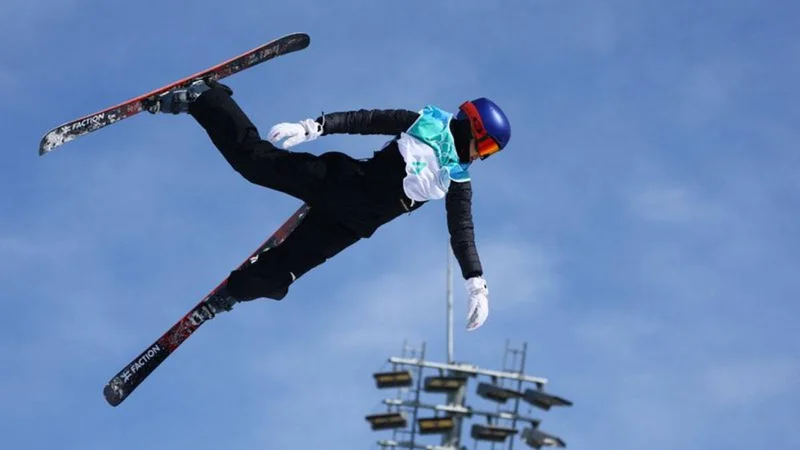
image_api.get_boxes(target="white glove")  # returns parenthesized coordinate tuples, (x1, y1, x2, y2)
(267, 118, 323, 149)
(465, 276, 489, 331)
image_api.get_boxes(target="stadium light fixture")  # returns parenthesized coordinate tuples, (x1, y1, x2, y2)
(373, 370, 413, 389)
(470, 424, 518, 443)
(365, 412, 408, 431)
(476, 382, 523, 404)
(522, 427, 566, 449)
(423, 375, 468, 393)
(417, 416, 456, 434)
(523, 389, 573, 411)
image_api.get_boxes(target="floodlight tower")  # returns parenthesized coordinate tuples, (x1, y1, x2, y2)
(364, 245, 573, 450)
(366, 343, 572, 450)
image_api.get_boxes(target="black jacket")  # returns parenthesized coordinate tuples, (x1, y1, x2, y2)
(314, 108, 483, 280)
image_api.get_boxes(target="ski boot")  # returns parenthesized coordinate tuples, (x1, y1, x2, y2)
(205, 284, 239, 313)
(143, 78, 215, 114)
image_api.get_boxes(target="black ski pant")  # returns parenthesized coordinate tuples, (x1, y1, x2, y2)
(187, 84, 407, 301)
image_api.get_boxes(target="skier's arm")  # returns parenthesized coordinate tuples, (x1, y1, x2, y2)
(316, 109, 419, 136)
(447, 180, 491, 331)
(445, 180, 483, 279)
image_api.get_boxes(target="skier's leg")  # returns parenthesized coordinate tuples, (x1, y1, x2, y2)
(224, 207, 362, 301)
(192, 82, 331, 202)
(154, 80, 328, 203)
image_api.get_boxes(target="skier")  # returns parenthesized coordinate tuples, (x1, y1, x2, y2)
(146, 78, 511, 331)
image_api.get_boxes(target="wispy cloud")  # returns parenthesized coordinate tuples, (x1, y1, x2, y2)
(702, 357, 800, 407)
(478, 239, 561, 311)
(628, 184, 728, 226)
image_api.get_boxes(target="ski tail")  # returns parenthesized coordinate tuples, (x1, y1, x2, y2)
(102, 204, 311, 407)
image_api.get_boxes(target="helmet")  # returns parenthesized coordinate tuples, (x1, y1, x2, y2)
(456, 97, 511, 159)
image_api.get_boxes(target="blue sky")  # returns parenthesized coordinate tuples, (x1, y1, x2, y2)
(1, 0, 798, 449)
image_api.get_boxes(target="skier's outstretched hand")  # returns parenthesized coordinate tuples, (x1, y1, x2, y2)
(465, 276, 489, 331)
(267, 118, 323, 149)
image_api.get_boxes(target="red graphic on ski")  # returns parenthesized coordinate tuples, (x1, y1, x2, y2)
(39, 32, 310, 155)
(103, 204, 310, 407)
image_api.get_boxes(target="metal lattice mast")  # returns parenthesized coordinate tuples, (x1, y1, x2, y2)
(447, 243, 454, 364)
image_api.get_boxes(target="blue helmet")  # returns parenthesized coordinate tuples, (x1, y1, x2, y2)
(456, 97, 511, 159)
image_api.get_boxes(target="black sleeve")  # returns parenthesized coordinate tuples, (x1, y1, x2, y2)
(445, 180, 483, 279)
(315, 109, 419, 136)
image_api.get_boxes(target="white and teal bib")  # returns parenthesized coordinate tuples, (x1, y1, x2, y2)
(397, 105, 471, 202)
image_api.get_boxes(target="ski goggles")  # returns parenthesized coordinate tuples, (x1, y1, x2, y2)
(459, 101, 501, 159)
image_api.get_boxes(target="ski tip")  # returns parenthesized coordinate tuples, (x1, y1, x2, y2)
(282, 31, 310, 41)
(293, 31, 311, 45)
(277, 32, 311, 53)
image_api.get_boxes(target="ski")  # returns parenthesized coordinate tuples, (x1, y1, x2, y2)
(102, 204, 311, 407)
(39, 32, 310, 155)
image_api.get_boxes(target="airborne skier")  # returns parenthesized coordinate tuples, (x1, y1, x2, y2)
(147, 78, 511, 331)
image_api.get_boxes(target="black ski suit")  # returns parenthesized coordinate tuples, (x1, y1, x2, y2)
(188, 83, 483, 301)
